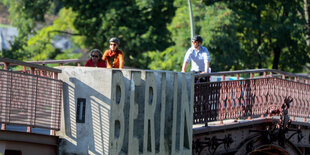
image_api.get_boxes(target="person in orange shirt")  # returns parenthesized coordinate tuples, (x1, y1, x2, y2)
(102, 37, 124, 69)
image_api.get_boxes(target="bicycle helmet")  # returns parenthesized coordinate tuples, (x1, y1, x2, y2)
(109, 37, 120, 45)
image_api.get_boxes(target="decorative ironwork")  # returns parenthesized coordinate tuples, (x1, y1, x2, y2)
(194, 76, 310, 125)
(193, 134, 233, 155)
(250, 97, 303, 149)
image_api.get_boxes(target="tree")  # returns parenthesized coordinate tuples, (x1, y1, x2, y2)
(301, 0, 310, 46)
(203, 0, 310, 72)
(144, 1, 241, 72)
(142, 0, 191, 72)
(1, 0, 176, 68)
(1, 0, 58, 60)
(60, 0, 176, 68)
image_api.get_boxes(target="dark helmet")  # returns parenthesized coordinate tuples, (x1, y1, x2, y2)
(192, 35, 203, 43)
(109, 37, 120, 45)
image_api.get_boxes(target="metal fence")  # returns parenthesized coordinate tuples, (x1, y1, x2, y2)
(193, 69, 310, 126)
(0, 58, 62, 131)
(0, 69, 62, 130)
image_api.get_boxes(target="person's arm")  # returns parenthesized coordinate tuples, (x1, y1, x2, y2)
(102, 50, 108, 61)
(204, 62, 210, 73)
(102, 50, 112, 68)
(182, 61, 188, 72)
(119, 52, 124, 69)
(201, 47, 211, 73)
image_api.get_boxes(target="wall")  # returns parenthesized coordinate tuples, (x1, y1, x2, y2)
(0, 141, 56, 155)
(0, 130, 58, 155)
(57, 67, 194, 155)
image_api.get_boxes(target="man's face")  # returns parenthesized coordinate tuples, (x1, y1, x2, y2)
(109, 42, 119, 51)
(192, 41, 201, 48)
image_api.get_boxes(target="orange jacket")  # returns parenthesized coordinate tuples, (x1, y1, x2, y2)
(102, 49, 124, 69)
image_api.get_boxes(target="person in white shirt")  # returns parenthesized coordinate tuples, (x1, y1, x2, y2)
(182, 35, 211, 82)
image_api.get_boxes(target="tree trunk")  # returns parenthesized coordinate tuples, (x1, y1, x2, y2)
(305, 0, 310, 46)
(272, 47, 281, 69)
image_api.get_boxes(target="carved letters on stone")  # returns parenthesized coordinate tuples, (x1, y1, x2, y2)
(110, 70, 193, 154)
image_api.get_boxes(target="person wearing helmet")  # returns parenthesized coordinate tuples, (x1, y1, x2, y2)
(85, 49, 107, 67)
(182, 35, 210, 73)
(102, 37, 124, 69)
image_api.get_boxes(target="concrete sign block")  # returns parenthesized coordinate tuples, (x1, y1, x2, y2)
(56, 67, 194, 155)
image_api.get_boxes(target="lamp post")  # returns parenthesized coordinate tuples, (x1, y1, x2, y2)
(188, 0, 195, 38)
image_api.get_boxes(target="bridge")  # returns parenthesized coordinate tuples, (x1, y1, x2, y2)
(0, 57, 309, 155)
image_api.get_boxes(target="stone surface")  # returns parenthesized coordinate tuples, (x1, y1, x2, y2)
(56, 67, 194, 155)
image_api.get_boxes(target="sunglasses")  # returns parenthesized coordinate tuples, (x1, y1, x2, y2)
(91, 55, 99, 58)
(110, 43, 117, 46)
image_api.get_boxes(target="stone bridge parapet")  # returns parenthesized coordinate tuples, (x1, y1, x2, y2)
(56, 67, 194, 155)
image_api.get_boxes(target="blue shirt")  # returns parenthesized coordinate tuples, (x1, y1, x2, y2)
(184, 46, 210, 72)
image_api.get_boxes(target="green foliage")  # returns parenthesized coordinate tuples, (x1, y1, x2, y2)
(1, 36, 29, 60)
(2, 0, 175, 68)
(1, 1, 85, 61)
(2, 0, 53, 35)
(144, 1, 240, 72)
(60, 0, 176, 68)
(199, 3, 241, 71)
(143, 0, 190, 71)
(1, 0, 53, 60)
(1, 0, 309, 73)
(143, 47, 184, 71)
(23, 8, 84, 61)
(202, 0, 310, 73)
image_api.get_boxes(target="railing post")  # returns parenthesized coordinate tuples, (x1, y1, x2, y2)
(27, 67, 36, 133)
(1, 124, 6, 130)
(50, 130, 55, 136)
(30, 67, 35, 74)
(50, 72, 58, 135)
(53, 72, 58, 80)
(4, 62, 9, 70)
(247, 116, 252, 120)
(291, 116, 295, 121)
(248, 72, 254, 120)
(267, 113, 271, 118)
(27, 126, 31, 133)
(1, 62, 9, 130)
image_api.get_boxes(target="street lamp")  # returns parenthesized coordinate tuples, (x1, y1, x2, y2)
(188, 0, 195, 38)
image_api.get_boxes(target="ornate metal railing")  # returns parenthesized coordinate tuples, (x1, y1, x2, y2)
(193, 69, 310, 126)
(0, 58, 62, 133)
